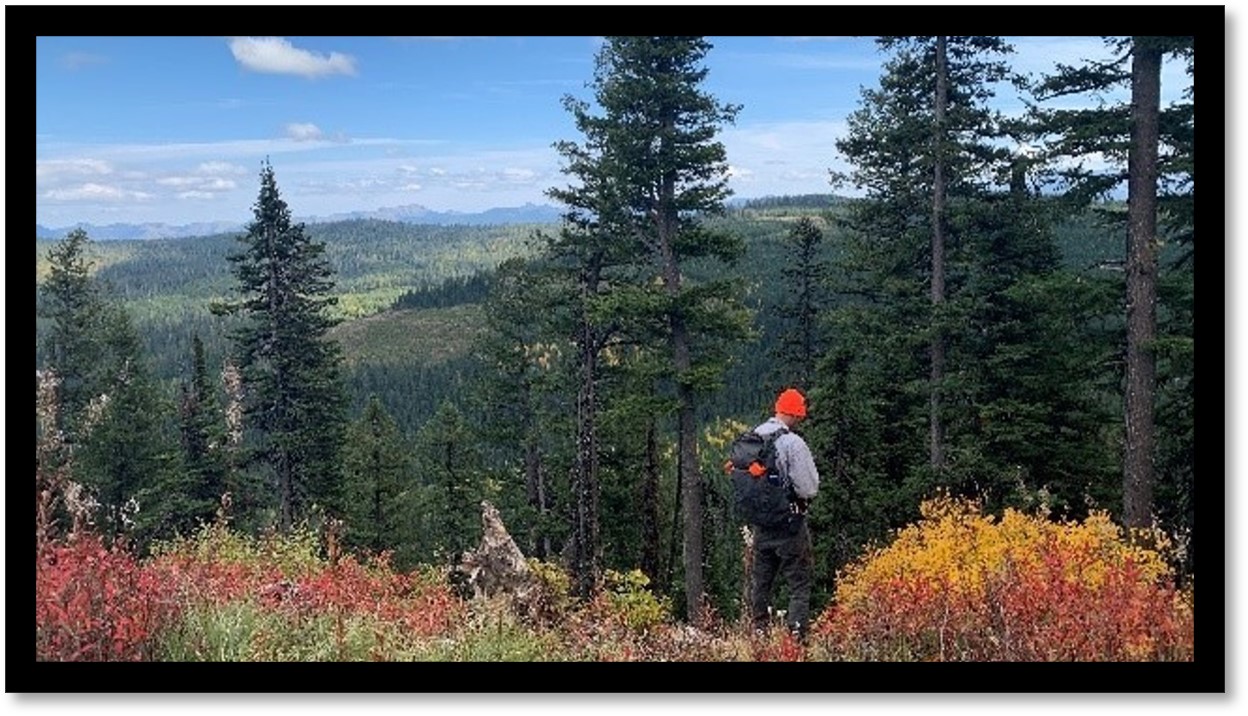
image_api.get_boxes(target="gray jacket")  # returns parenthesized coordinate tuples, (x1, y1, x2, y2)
(753, 417, 820, 500)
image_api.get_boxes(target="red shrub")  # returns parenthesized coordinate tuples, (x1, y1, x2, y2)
(36, 535, 179, 661)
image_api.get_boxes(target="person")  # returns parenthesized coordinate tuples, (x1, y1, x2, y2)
(749, 387, 820, 640)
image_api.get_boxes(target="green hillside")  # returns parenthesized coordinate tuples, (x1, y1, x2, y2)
(34, 198, 1131, 434)
(330, 304, 487, 367)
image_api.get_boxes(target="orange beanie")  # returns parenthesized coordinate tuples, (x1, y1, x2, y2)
(775, 388, 807, 418)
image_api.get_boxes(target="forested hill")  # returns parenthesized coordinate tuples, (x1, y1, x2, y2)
(36, 218, 544, 320)
(36, 197, 1127, 438)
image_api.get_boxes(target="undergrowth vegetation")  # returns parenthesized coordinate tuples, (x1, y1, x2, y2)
(810, 495, 1194, 661)
(35, 495, 1193, 662)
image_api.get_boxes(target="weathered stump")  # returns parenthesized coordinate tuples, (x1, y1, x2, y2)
(454, 501, 557, 624)
(458, 500, 535, 599)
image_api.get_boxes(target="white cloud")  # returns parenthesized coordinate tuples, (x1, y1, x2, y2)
(157, 175, 237, 192)
(204, 178, 237, 191)
(500, 167, 537, 182)
(177, 190, 216, 200)
(720, 120, 849, 198)
(157, 176, 200, 188)
(285, 123, 325, 142)
(43, 183, 151, 201)
(228, 37, 357, 79)
(36, 158, 112, 183)
(197, 161, 248, 176)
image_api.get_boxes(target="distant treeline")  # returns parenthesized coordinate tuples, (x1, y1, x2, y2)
(390, 273, 494, 311)
(736, 194, 849, 210)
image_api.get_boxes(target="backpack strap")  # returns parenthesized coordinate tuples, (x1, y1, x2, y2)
(760, 425, 789, 483)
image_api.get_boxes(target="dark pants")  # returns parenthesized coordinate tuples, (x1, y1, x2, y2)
(750, 518, 813, 636)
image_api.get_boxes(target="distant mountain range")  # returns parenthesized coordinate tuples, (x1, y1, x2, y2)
(34, 194, 844, 242)
(35, 202, 566, 241)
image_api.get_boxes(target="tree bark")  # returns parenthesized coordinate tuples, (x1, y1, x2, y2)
(571, 284, 601, 598)
(640, 418, 661, 584)
(649, 100, 707, 624)
(676, 353, 703, 622)
(1123, 37, 1162, 531)
(929, 35, 949, 471)
(662, 230, 703, 619)
(523, 434, 550, 559)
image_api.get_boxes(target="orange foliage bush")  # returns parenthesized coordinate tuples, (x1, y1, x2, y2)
(810, 496, 1194, 661)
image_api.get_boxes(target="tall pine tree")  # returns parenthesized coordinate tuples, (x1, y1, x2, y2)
(834, 36, 1016, 475)
(216, 160, 348, 532)
(814, 36, 1120, 589)
(1027, 36, 1195, 534)
(412, 400, 486, 564)
(470, 256, 570, 562)
(827, 36, 1016, 514)
(550, 36, 747, 620)
(38, 229, 109, 448)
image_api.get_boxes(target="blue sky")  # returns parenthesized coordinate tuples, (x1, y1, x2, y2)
(35, 35, 1192, 228)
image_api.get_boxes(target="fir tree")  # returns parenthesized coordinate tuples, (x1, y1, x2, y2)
(826, 36, 1016, 522)
(772, 216, 829, 391)
(175, 334, 231, 533)
(216, 160, 348, 532)
(37, 228, 108, 446)
(549, 36, 748, 619)
(470, 256, 570, 561)
(342, 395, 417, 568)
(1027, 36, 1194, 534)
(412, 400, 486, 564)
(814, 36, 1119, 587)
(37, 228, 177, 547)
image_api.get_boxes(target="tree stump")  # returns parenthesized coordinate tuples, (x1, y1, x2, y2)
(459, 501, 533, 598)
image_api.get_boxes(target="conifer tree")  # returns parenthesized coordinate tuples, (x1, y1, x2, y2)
(37, 228, 177, 547)
(471, 256, 569, 561)
(38, 228, 108, 446)
(834, 35, 1015, 474)
(413, 400, 486, 564)
(342, 395, 417, 567)
(827, 36, 1014, 512)
(174, 333, 231, 533)
(815, 36, 1120, 585)
(1027, 36, 1194, 532)
(772, 216, 829, 390)
(216, 160, 348, 532)
(82, 312, 180, 547)
(550, 36, 747, 619)
(532, 210, 629, 598)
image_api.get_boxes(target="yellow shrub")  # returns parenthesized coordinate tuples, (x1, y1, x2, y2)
(818, 494, 1193, 661)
